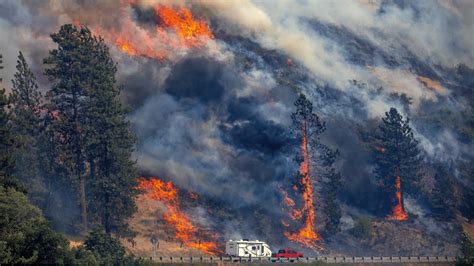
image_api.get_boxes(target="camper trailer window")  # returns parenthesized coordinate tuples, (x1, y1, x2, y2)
(252, 246, 256, 250)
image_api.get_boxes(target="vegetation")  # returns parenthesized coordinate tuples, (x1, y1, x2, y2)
(43, 24, 138, 236)
(457, 232, 474, 264)
(9, 51, 44, 205)
(0, 25, 140, 264)
(351, 216, 373, 239)
(291, 93, 342, 234)
(374, 108, 421, 214)
(429, 163, 458, 220)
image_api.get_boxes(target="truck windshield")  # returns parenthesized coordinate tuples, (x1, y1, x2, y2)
(278, 250, 285, 253)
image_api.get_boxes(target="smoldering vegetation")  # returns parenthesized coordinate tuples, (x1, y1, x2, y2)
(1, 0, 473, 256)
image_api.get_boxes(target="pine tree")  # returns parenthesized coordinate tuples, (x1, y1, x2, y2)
(374, 107, 421, 215)
(429, 163, 457, 220)
(290, 93, 342, 234)
(44, 24, 96, 232)
(0, 88, 23, 191)
(44, 24, 138, 235)
(84, 36, 138, 237)
(9, 52, 44, 200)
(322, 151, 342, 234)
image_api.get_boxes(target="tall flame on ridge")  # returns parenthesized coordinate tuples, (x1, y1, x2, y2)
(387, 176, 408, 221)
(282, 122, 321, 250)
(137, 177, 218, 255)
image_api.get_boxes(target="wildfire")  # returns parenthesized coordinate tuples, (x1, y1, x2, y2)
(155, 5, 214, 48)
(137, 178, 218, 255)
(282, 124, 321, 250)
(387, 176, 408, 221)
(91, 3, 213, 61)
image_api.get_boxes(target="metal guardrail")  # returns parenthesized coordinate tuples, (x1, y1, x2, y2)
(144, 255, 458, 263)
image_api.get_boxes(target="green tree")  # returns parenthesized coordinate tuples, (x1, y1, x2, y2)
(0, 187, 71, 264)
(0, 88, 23, 191)
(44, 24, 138, 236)
(84, 34, 138, 236)
(351, 216, 373, 239)
(374, 107, 421, 214)
(9, 51, 44, 203)
(429, 163, 458, 220)
(84, 227, 127, 265)
(44, 24, 94, 232)
(322, 159, 342, 234)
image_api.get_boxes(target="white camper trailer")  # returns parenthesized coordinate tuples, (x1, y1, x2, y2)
(225, 239, 272, 257)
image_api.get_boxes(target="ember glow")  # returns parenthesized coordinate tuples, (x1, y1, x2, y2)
(387, 176, 408, 221)
(137, 178, 219, 255)
(282, 123, 321, 250)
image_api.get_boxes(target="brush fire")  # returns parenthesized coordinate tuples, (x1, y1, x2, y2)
(91, 2, 213, 61)
(137, 178, 219, 255)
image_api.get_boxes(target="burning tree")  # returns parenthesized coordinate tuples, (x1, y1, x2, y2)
(374, 108, 421, 220)
(282, 93, 342, 248)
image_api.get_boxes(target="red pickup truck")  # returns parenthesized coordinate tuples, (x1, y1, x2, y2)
(273, 249, 304, 258)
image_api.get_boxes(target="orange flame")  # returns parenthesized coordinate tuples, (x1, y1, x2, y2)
(282, 123, 321, 250)
(137, 178, 218, 255)
(155, 5, 214, 48)
(93, 3, 213, 61)
(387, 176, 408, 221)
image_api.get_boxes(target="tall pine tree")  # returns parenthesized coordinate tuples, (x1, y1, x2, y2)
(374, 107, 421, 215)
(0, 88, 23, 191)
(44, 24, 92, 232)
(44, 24, 138, 235)
(291, 93, 342, 235)
(85, 35, 138, 237)
(9, 52, 44, 201)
